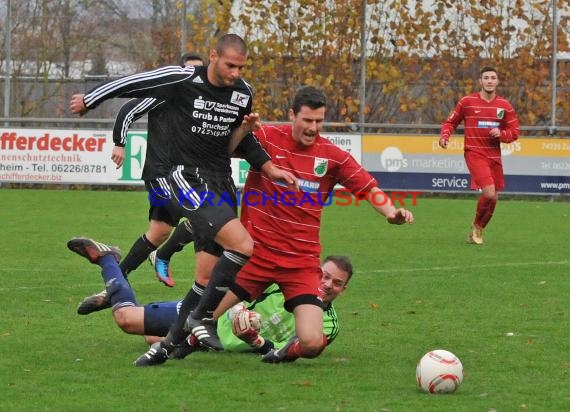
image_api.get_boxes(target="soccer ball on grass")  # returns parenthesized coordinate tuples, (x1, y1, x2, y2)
(416, 349, 463, 394)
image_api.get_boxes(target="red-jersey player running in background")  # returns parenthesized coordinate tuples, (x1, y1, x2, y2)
(439, 66, 520, 244)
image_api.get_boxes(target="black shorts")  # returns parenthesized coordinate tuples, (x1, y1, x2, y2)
(167, 166, 238, 241)
(183, 219, 223, 256)
(145, 178, 182, 227)
(193, 236, 224, 256)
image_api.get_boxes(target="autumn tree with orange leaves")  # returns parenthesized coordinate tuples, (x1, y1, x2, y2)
(0, 0, 568, 133)
(185, 0, 569, 133)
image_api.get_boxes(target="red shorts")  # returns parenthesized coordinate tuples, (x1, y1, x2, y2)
(231, 256, 323, 312)
(465, 152, 504, 191)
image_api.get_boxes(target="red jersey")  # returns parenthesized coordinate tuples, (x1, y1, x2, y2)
(440, 92, 519, 163)
(241, 124, 376, 269)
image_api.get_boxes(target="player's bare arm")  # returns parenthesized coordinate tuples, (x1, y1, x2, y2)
(70, 93, 87, 115)
(367, 187, 414, 224)
(111, 146, 126, 168)
(228, 112, 262, 154)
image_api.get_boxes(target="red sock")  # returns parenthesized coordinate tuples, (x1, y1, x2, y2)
(285, 340, 302, 361)
(286, 335, 328, 360)
(474, 196, 491, 228)
(479, 199, 497, 228)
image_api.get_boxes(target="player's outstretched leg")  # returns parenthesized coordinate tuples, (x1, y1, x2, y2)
(70, 237, 138, 324)
(68, 237, 124, 315)
(67, 237, 121, 264)
(181, 250, 250, 351)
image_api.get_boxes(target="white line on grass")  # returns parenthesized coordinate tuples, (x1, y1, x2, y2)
(1, 260, 568, 292)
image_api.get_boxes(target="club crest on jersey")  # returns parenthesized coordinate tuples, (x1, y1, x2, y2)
(497, 108, 505, 119)
(313, 158, 328, 177)
(231, 91, 250, 108)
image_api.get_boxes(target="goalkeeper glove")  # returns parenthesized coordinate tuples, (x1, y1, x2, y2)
(231, 309, 265, 349)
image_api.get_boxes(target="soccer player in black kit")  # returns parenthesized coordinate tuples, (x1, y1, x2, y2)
(70, 34, 296, 365)
(108, 53, 206, 288)
(76, 55, 205, 319)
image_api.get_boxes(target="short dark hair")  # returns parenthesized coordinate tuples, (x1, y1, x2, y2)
(292, 86, 327, 114)
(480, 66, 498, 77)
(179, 53, 204, 66)
(216, 33, 248, 56)
(323, 255, 353, 285)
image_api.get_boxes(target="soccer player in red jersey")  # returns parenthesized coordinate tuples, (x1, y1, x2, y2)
(439, 66, 520, 244)
(207, 86, 414, 363)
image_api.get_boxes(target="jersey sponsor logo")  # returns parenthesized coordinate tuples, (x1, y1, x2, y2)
(192, 76, 204, 84)
(194, 97, 206, 109)
(497, 108, 505, 119)
(477, 120, 500, 128)
(298, 178, 320, 192)
(190, 100, 240, 119)
(273, 178, 320, 192)
(230, 91, 250, 108)
(313, 158, 328, 177)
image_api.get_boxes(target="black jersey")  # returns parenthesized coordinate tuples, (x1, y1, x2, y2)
(112, 97, 172, 181)
(84, 65, 253, 174)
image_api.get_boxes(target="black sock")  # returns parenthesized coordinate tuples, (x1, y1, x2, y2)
(167, 284, 205, 343)
(193, 250, 249, 319)
(156, 220, 193, 261)
(168, 251, 248, 344)
(188, 281, 206, 309)
(119, 234, 157, 276)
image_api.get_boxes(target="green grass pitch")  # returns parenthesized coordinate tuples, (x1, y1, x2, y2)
(1, 188, 568, 411)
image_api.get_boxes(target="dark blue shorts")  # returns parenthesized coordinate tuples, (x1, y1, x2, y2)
(143, 300, 180, 337)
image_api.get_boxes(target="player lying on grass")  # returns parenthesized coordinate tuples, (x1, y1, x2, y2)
(67, 237, 352, 358)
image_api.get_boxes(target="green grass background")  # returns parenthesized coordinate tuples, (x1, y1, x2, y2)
(0, 188, 569, 411)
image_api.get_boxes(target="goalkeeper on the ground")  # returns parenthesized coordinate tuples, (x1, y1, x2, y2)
(68, 237, 352, 356)
(164, 255, 351, 355)
(220, 254, 349, 353)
